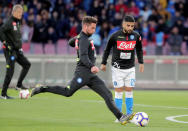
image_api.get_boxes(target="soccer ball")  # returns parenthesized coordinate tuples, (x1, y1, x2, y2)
(19, 89, 30, 99)
(134, 112, 149, 127)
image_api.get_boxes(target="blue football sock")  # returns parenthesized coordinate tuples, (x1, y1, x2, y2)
(115, 98, 123, 112)
(125, 97, 133, 115)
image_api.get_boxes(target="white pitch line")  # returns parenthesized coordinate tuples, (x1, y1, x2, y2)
(3, 98, 187, 110)
(134, 104, 188, 110)
(70, 99, 188, 110)
(166, 115, 188, 123)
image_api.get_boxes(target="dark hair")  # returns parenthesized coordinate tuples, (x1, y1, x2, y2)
(82, 16, 98, 25)
(123, 15, 135, 22)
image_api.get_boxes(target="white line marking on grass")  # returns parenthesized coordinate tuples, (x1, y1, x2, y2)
(30, 98, 188, 110)
(134, 104, 188, 110)
(166, 115, 188, 123)
(76, 100, 188, 110)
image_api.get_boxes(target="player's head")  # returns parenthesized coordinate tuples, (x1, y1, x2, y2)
(122, 15, 135, 34)
(82, 16, 98, 36)
(12, 4, 23, 20)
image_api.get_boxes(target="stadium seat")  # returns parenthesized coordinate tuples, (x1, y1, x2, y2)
(163, 42, 170, 55)
(57, 39, 68, 54)
(44, 43, 56, 54)
(33, 43, 43, 54)
(181, 42, 187, 55)
(22, 43, 30, 54)
(67, 44, 76, 54)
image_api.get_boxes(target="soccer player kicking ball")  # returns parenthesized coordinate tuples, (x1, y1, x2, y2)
(31, 16, 135, 125)
(100, 15, 144, 123)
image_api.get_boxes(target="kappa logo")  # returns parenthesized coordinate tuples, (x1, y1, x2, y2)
(117, 41, 136, 50)
(118, 36, 125, 38)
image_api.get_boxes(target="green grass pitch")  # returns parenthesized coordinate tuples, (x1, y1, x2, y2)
(0, 89, 188, 131)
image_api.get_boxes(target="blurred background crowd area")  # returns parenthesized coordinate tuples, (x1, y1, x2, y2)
(0, 0, 188, 55)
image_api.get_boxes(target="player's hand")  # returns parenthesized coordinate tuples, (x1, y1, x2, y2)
(139, 64, 144, 72)
(18, 48, 23, 55)
(91, 66, 99, 74)
(100, 64, 106, 71)
(3, 41, 12, 52)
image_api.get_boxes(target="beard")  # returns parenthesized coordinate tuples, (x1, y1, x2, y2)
(123, 29, 133, 34)
(86, 30, 93, 37)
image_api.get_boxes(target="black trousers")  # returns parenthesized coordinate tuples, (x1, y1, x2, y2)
(41, 67, 123, 119)
(1, 49, 31, 96)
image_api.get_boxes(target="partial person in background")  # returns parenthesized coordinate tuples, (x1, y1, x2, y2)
(0, 5, 31, 99)
(90, 32, 101, 54)
(48, 26, 58, 54)
(168, 26, 182, 55)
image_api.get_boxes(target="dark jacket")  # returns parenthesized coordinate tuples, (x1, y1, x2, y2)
(0, 16, 22, 50)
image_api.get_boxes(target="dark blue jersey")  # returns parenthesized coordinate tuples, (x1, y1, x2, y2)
(101, 30, 144, 69)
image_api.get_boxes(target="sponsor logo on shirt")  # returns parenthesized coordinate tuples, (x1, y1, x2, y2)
(117, 41, 136, 50)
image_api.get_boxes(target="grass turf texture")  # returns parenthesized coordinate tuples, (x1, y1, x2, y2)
(0, 89, 188, 131)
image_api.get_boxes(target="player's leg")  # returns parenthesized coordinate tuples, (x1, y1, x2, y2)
(1, 50, 16, 99)
(88, 76, 135, 125)
(16, 52, 31, 89)
(124, 67, 135, 115)
(114, 87, 124, 122)
(111, 67, 124, 120)
(125, 87, 133, 115)
(88, 76, 123, 120)
(31, 72, 89, 97)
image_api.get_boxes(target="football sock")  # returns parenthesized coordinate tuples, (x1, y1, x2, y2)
(125, 91, 133, 115)
(114, 91, 123, 112)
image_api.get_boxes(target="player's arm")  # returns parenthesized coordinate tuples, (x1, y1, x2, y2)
(79, 37, 95, 69)
(136, 35, 144, 72)
(100, 34, 115, 71)
(68, 35, 80, 47)
(68, 37, 76, 47)
(0, 20, 11, 44)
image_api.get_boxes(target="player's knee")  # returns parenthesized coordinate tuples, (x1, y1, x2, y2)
(25, 62, 31, 69)
(65, 93, 72, 97)
(115, 87, 124, 92)
(22, 61, 31, 69)
(125, 91, 133, 98)
(104, 90, 113, 102)
(125, 87, 133, 91)
(5, 74, 13, 81)
(65, 91, 73, 97)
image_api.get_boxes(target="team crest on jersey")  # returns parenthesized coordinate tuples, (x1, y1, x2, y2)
(130, 35, 134, 40)
(77, 77, 82, 84)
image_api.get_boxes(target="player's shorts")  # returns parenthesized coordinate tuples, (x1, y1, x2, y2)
(111, 66, 135, 88)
